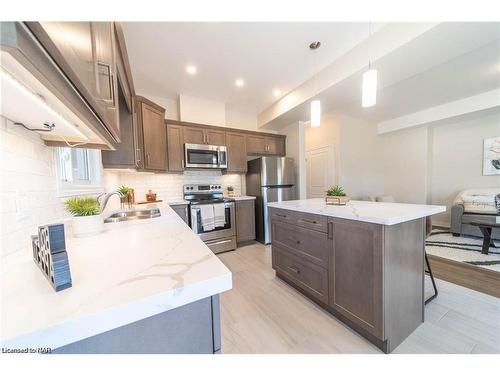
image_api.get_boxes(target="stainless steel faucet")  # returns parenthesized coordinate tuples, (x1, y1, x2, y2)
(97, 191, 121, 213)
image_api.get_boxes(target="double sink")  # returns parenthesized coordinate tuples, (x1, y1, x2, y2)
(104, 208, 161, 223)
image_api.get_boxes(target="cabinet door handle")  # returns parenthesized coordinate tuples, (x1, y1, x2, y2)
(146, 153, 150, 166)
(135, 148, 141, 167)
(96, 61, 115, 106)
(181, 159, 184, 169)
(328, 222, 333, 240)
(276, 213, 287, 218)
(296, 240, 301, 245)
(288, 266, 300, 274)
(300, 218, 317, 224)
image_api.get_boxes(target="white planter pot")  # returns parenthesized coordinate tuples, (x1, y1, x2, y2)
(72, 215, 103, 237)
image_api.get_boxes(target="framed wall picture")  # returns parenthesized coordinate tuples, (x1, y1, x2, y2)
(483, 137, 500, 175)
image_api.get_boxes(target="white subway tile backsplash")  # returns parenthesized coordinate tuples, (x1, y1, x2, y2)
(0, 117, 65, 257)
(103, 170, 245, 203)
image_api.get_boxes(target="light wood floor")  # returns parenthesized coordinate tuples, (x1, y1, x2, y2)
(218, 242, 500, 354)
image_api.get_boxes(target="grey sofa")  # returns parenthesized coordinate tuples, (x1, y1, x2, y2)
(451, 203, 500, 240)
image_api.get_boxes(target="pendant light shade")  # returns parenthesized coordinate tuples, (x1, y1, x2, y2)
(362, 69, 377, 108)
(310, 100, 321, 128)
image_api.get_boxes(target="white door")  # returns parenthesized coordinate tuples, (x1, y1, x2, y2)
(306, 145, 335, 198)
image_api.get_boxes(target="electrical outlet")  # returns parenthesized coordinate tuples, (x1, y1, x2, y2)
(15, 190, 29, 221)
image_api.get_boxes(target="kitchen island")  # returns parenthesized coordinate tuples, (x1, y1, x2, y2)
(1, 204, 232, 354)
(267, 199, 445, 353)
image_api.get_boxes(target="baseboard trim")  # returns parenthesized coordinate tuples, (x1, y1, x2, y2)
(427, 254, 500, 298)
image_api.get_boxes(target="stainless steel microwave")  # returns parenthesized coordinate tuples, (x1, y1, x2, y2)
(184, 143, 228, 169)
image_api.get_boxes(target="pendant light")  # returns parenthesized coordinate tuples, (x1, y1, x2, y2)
(362, 22, 378, 108)
(309, 41, 321, 128)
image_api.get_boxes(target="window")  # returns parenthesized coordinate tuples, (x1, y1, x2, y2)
(56, 147, 103, 197)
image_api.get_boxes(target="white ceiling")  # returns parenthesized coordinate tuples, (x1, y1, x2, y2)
(122, 22, 381, 114)
(262, 22, 500, 128)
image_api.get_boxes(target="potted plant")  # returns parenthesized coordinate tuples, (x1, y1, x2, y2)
(227, 185, 235, 197)
(118, 185, 133, 209)
(64, 196, 103, 236)
(325, 185, 350, 205)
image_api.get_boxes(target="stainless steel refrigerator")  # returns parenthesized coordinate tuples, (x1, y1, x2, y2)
(246, 157, 296, 244)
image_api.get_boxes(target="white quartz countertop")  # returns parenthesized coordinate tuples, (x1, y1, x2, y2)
(1, 204, 232, 350)
(267, 199, 446, 225)
(226, 195, 256, 201)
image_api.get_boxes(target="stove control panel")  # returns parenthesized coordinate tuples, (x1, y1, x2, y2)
(183, 184, 223, 194)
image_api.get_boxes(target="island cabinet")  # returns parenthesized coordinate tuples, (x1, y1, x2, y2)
(235, 200, 256, 243)
(52, 296, 221, 354)
(269, 207, 425, 353)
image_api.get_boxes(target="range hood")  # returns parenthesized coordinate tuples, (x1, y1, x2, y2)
(0, 22, 114, 148)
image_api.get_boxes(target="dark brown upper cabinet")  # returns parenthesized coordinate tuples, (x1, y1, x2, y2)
(166, 124, 184, 172)
(206, 129, 226, 145)
(183, 126, 205, 144)
(27, 22, 120, 143)
(101, 79, 137, 168)
(183, 126, 225, 145)
(136, 96, 167, 172)
(226, 132, 247, 173)
(246, 134, 285, 156)
(92, 22, 119, 140)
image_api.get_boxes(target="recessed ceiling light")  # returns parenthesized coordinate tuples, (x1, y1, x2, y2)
(186, 65, 197, 75)
(273, 89, 282, 97)
(235, 79, 245, 87)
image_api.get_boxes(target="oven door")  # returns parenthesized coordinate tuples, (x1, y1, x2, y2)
(190, 201, 235, 242)
(185, 144, 221, 169)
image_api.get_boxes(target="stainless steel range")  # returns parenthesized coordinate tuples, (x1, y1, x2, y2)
(184, 184, 236, 254)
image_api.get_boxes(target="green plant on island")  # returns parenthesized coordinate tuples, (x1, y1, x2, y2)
(117, 185, 132, 197)
(326, 185, 346, 197)
(227, 186, 234, 192)
(64, 197, 100, 217)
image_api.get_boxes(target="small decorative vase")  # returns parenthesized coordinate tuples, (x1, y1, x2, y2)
(228, 190, 234, 197)
(325, 196, 350, 205)
(146, 190, 157, 202)
(72, 215, 104, 237)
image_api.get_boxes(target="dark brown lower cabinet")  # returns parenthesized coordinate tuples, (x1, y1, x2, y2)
(235, 200, 256, 243)
(270, 207, 425, 353)
(170, 204, 189, 224)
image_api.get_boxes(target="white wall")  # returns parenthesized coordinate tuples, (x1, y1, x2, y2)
(0, 116, 68, 257)
(305, 113, 341, 189)
(429, 112, 500, 226)
(138, 93, 179, 121)
(279, 121, 306, 199)
(379, 125, 429, 204)
(337, 114, 384, 200)
(179, 94, 226, 126)
(225, 107, 259, 131)
(304, 112, 383, 200)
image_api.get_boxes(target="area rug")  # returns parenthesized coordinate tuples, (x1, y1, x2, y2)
(426, 230, 500, 272)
